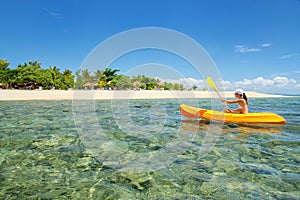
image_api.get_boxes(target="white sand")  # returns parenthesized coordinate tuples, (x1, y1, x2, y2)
(0, 89, 289, 101)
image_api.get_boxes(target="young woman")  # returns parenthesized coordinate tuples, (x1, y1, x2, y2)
(222, 89, 248, 114)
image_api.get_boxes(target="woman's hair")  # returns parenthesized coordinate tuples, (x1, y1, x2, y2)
(242, 93, 248, 105)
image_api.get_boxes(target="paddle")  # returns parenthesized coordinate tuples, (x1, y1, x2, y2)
(206, 76, 229, 109)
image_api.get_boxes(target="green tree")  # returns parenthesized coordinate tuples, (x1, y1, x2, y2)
(103, 68, 119, 83)
(62, 69, 75, 89)
(81, 69, 92, 84)
(98, 74, 106, 89)
(0, 59, 10, 88)
(133, 75, 158, 90)
(75, 70, 83, 89)
(94, 70, 104, 83)
(116, 75, 131, 90)
(0, 59, 9, 70)
(163, 82, 174, 90)
(35, 69, 53, 89)
(191, 85, 198, 91)
(97, 68, 120, 89)
(140, 83, 147, 90)
(14, 61, 41, 88)
(174, 83, 184, 90)
(49, 66, 63, 89)
(0, 59, 75, 90)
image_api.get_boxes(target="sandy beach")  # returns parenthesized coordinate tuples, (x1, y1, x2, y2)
(0, 89, 289, 100)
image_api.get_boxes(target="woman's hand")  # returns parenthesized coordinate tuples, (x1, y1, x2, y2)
(223, 108, 233, 113)
(226, 108, 233, 113)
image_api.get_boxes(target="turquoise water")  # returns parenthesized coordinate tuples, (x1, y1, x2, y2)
(0, 98, 299, 199)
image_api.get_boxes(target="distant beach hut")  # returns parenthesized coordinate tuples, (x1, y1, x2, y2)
(156, 82, 164, 90)
(133, 81, 141, 90)
(0, 83, 5, 89)
(83, 82, 96, 90)
(83, 82, 94, 89)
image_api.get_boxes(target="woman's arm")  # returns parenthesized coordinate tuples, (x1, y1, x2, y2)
(222, 99, 238, 104)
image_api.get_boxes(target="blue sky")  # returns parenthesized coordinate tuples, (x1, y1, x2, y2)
(1, 0, 300, 94)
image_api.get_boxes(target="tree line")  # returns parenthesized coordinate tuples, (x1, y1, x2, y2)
(0, 60, 74, 90)
(75, 68, 185, 90)
(0, 59, 185, 90)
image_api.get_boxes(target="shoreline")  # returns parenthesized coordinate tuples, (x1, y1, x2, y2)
(0, 89, 292, 101)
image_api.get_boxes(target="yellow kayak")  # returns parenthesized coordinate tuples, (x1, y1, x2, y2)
(180, 104, 286, 124)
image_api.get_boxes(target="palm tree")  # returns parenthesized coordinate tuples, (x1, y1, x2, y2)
(74, 70, 83, 89)
(0, 59, 9, 70)
(29, 60, 41, 68)
(81, 69, 92, 83)
(191, 85, 198, 91)
(62, 69, 75, 89)
(49, 66, 59, 89)
(94, 70, 104, 83)
(115, 75, 131, 90)
(100, 68, 120, 89)
(98, 74, 107, 89)
(103, 68, 119, 82)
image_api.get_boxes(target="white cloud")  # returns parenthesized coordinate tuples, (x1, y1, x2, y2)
(234, 43, 272, 53)
(43, 8, 63, 19)
(234, 45, 261, 53)
(227, 77, 273, 90)
(163, 77, 206, 89)
(160, 76, 299, 94)
(279, 53, 298, 59)
(222, 76, 298, 94)
(260, 43, 272, 47)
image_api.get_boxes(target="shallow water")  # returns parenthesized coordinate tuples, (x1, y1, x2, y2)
(0, 98, 299, 199)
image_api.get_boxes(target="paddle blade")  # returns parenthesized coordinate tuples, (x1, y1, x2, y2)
(206, 76, 228, 109)
(206, 76, 217, 90)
